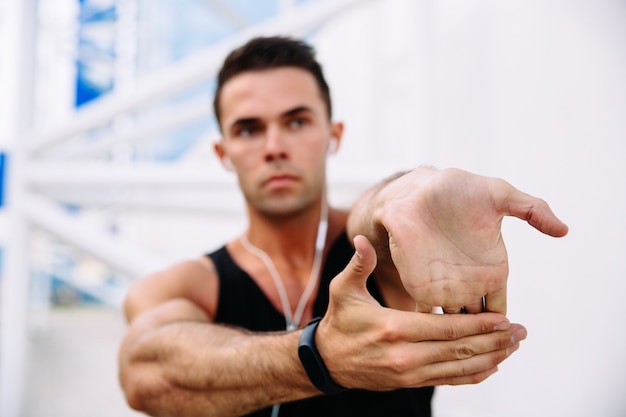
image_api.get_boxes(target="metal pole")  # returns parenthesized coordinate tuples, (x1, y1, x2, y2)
(0, 0, 36, 414)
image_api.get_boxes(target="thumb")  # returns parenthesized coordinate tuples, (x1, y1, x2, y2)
(525, 199, 569, 238)
(496, 180, 569, 237)
(332, 235, 378, 294)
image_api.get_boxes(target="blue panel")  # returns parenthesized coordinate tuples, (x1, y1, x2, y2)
(75, 0, 117, 107)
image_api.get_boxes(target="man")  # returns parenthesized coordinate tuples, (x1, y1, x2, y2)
(119, 36, 568, 417)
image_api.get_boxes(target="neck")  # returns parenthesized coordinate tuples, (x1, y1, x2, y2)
(240, 198, 329, 330)
(245, 198, 327, 266)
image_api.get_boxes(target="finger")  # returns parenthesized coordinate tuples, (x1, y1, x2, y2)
(495, 179, 569, 237)
(442, 306, 464, 314)
(414, 325, 526, 385)
(420, 339, 522, 386)
(421, 323, 526, 363)
(400, 312, 512, 342)
(485, 286, 507, 315)
(422, 365, 499, 387)
(331, 235, 378, 295)
(462, 298, 485, 314)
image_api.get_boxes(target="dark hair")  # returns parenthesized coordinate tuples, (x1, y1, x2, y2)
(213, 36, 332, 129)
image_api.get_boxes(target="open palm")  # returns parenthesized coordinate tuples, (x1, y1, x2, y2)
(378, 168, 568, 314)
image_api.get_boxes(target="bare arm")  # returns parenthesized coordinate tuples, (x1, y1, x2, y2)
(119, 260, 318, 417)
(119, 298, 317, 417)
(119, 240, 526, 417)
(347, 166, 569, 314)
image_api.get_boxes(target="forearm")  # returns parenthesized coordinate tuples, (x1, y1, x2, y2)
(121, 319, 318, 417)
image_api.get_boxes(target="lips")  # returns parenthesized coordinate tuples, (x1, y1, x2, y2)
(262, 172, 300, 188)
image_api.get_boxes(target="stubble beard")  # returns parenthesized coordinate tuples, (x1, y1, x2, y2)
(246, 180, 325, 222)
(253, 191, 318, 221)
(243, 160, 328, 221)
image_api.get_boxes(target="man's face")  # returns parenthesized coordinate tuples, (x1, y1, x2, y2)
(216, 67, 342, 218)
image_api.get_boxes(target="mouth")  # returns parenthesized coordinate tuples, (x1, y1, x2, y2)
(263, 173, 299, 188)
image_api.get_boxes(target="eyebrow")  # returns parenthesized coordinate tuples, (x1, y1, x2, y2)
(230, 117, 259, 127)
(282, 106, 314, 118)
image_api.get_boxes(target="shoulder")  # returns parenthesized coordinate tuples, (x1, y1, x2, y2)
(123, 255, 220, 323)
(327, 208, 349, 247)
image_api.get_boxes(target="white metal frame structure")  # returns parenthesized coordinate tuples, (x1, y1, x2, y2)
(0, 1, 379, 416)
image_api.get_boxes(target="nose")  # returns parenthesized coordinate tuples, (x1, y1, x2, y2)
(264, 124, 288, 163)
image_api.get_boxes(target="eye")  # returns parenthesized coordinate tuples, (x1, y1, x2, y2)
(288, 117, 308, 130)
(233, 124, 260, 138)
(239, 126, 256, 137)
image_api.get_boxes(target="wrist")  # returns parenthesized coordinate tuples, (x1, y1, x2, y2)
(370, 170, 414, 236)
(297, 318, 348, 395)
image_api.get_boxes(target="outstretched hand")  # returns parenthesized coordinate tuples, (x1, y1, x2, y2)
(376, 167, 569, 314)
(318, 235, 526, 389)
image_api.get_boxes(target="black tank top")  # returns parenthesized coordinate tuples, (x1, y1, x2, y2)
(208, 231, 434, 417)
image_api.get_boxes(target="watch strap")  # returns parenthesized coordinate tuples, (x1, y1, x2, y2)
(297, 317, 347, 395)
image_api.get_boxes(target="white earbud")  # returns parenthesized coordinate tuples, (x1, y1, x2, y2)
(223, 156, 234, 171)
(327, 139, 338, 155)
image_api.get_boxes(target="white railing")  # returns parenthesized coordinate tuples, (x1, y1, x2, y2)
(1, 1, 378, 416)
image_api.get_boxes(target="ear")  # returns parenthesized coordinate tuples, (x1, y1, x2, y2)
(328, 121, 344, 155)
(213, 140, 234, 171)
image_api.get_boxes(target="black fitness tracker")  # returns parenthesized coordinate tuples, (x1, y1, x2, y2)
(297, 317, 348, 395)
